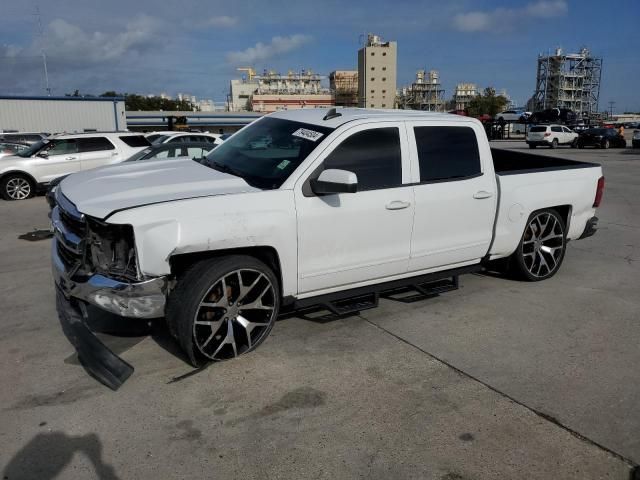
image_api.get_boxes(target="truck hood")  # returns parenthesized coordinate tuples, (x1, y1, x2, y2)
(59, 158, 259, 219)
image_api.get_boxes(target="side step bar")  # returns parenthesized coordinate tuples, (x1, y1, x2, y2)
(285, 264, 480, 318)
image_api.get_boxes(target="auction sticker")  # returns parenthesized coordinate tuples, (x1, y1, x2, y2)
(292, 128, 324, 142)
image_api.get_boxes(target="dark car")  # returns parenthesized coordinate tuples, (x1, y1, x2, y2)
(577, 128, 626, 149)
(124, 142, 216, 162)
(0, 142, 29, 159)
(0, 132, 48, 145)
(528, 108, 577, 125)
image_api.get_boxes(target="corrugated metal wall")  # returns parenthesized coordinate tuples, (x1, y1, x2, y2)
(0, 98, 126, 133)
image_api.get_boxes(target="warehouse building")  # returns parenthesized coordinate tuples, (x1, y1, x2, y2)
(0, 95, 126, 133)
(358, 34, 397, 109)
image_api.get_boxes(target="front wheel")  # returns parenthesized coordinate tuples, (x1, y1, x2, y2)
(167, 255, 280, 366)
(1, 173, 35, 201)
(571, 139, 578, 148)
(510, 209, 567, 281)
(602, 139, 610, 149)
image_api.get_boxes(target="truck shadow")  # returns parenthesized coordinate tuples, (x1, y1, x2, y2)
(3, 431, 121, 480)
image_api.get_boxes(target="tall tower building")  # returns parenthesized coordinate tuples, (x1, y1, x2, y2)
(358, 34, 397, 109)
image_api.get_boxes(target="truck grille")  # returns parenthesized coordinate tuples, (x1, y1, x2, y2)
(53, 193, 87, 271)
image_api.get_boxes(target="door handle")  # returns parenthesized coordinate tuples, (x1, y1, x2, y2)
(473, 191, 493, 199)
(65, 156, 77, 160)
(111, 152, 119, 156)
(385, 200, 411, 210)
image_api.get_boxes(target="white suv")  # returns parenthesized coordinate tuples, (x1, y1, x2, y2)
(526, 124, 578, 149)
(0, 132, 150, 200)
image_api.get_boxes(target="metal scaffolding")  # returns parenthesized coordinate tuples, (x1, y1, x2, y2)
(398, 70, 446, 112)
(531, 48, 602, 114)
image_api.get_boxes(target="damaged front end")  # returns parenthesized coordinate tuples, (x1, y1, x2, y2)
(52, 191, 167, 389)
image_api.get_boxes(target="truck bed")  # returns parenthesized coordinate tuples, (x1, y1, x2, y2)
(491, 148, 599, 175)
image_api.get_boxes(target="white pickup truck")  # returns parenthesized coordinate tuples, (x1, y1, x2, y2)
(51, 108, 604, 389)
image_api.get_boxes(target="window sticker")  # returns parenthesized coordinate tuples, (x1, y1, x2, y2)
(276, 160, 291, 170)
(292, 128, 324, 142)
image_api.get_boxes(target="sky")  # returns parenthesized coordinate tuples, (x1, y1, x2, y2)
(1, 0, 638, 111)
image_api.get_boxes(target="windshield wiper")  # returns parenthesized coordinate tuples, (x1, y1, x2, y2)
(210, 161, 243, 178)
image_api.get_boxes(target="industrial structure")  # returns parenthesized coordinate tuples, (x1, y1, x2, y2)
(529, 47, 602, 114)
(453, 83, 479, 111)
(358, 34, 397, 109)
(0, 96, 126, 133)
(126, 111, 262, 133)
(398, 70, 446, 112)
(330, 70, 358, 107)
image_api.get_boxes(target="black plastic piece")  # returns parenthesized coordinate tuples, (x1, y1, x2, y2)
(56, 288, 134, 390)
(310, 178, 357, 195)
(382, 276, 459, 303)
(323, 108, 342, 121)
(578, 216, 598, 240)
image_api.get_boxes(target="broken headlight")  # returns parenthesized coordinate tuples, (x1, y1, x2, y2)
(87, 218, 139, 282)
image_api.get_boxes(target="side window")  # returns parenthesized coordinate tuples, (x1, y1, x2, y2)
(78, 137, 115, 153)
(322, 127, 402, 191)
(187, 146, 207, 158)
(562, 127, 571, 133)
(551, 126, 562, 133)
(414, 126, 480, 182)
(46, 139, 78, 156)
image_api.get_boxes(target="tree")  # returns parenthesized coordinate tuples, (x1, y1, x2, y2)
(467, 87, 508, 117)
(98, 92, 196, 111)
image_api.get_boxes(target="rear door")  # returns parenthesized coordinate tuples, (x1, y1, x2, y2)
(77, 137, 118, 170)
(295, 123, 415, 294)
(406, 122, 496, 271)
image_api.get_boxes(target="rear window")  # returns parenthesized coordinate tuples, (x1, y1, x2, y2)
(119, 135, 151, 147)
(78, 137, 115, 152)
(413, 126, 481, 182)
(530, 126, 548, 132)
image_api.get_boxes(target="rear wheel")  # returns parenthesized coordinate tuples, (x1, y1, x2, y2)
(167, 255, 280, 366)
(571, 138, 578, 148)
(510, 209, 566, 281)
(528, 144, 536, 149)
(550, 138, 558, 149)
(1, 173, 35, 201)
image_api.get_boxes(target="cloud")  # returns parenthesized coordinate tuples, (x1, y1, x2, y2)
(453, 0, 568, 32)
(198, 15, 238, 28)
(225, 34, 311, 65)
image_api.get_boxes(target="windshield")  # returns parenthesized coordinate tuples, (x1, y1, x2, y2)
(16, 140, 49, 157)
(125, 147, 153, 162)
(204, 117, 334, 189)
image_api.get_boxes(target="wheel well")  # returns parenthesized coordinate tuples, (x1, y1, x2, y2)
(169, 246, 283, 292)
(0, 171, 37, 187)
(548, 204, 572, 230)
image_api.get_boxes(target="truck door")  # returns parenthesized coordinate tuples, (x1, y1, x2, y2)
(406, 122, 496, 271)
(294, 123, 415, 294)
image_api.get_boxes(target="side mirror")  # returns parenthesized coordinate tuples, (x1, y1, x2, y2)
(310, 169, 358, 195)
(37, 151, 49, 158)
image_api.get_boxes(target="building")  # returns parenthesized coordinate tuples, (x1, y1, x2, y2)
(330, 70, 358, 107)
(453, 83, 479, 111)
(228, 68, 260, 112)
(250, 69, 333, 113)
(530, 47, 602, 114)
(398, 70, 446, 111)
(357, 34, 397, 109)
(0, 95, 126, 133)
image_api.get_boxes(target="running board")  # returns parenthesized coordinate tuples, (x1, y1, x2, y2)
(286, 265, 479, 319)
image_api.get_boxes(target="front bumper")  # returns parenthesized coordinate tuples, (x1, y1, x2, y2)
(52, 237, 167, 389)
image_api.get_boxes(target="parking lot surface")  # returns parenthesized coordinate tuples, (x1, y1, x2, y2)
(0, 142, 638, 479)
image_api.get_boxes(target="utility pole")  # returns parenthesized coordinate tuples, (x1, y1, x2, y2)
(608, 100, 615, 118)
(33, 6, 51, 96)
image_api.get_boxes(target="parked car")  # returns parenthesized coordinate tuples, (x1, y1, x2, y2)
(528, 108, 577, 125)
(632, 130, 640, 148)
(577, 128, 627, 149)
(0, 142, 29, 159)
(125, 142, 216, 162)
(151, 132, 221, 146)
(495, 110, 531, 122)
(0, 132, 150, 200)
(526, 125, 578, 148)
(0, 132, 48, 145)
(51, 108, 604, 388)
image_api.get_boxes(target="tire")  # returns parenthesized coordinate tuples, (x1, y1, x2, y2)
(602, 139, 610, 149)
(166, 255, 280, 367)
(578, 143, 584, 149)
(528, 144, 536, 149)
(509, 209, 567, 282)
(571, 139, 578, 148)
(550, 138, 558, 149)
(0, 173, 35, 201)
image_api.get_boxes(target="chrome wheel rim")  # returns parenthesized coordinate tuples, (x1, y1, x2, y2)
(6, 177, 31, 200)
(522, 212, 565, 278)
(193, 268, 276, 360)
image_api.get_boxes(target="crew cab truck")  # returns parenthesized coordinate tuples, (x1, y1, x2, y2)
(51, 108, 604, 389)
